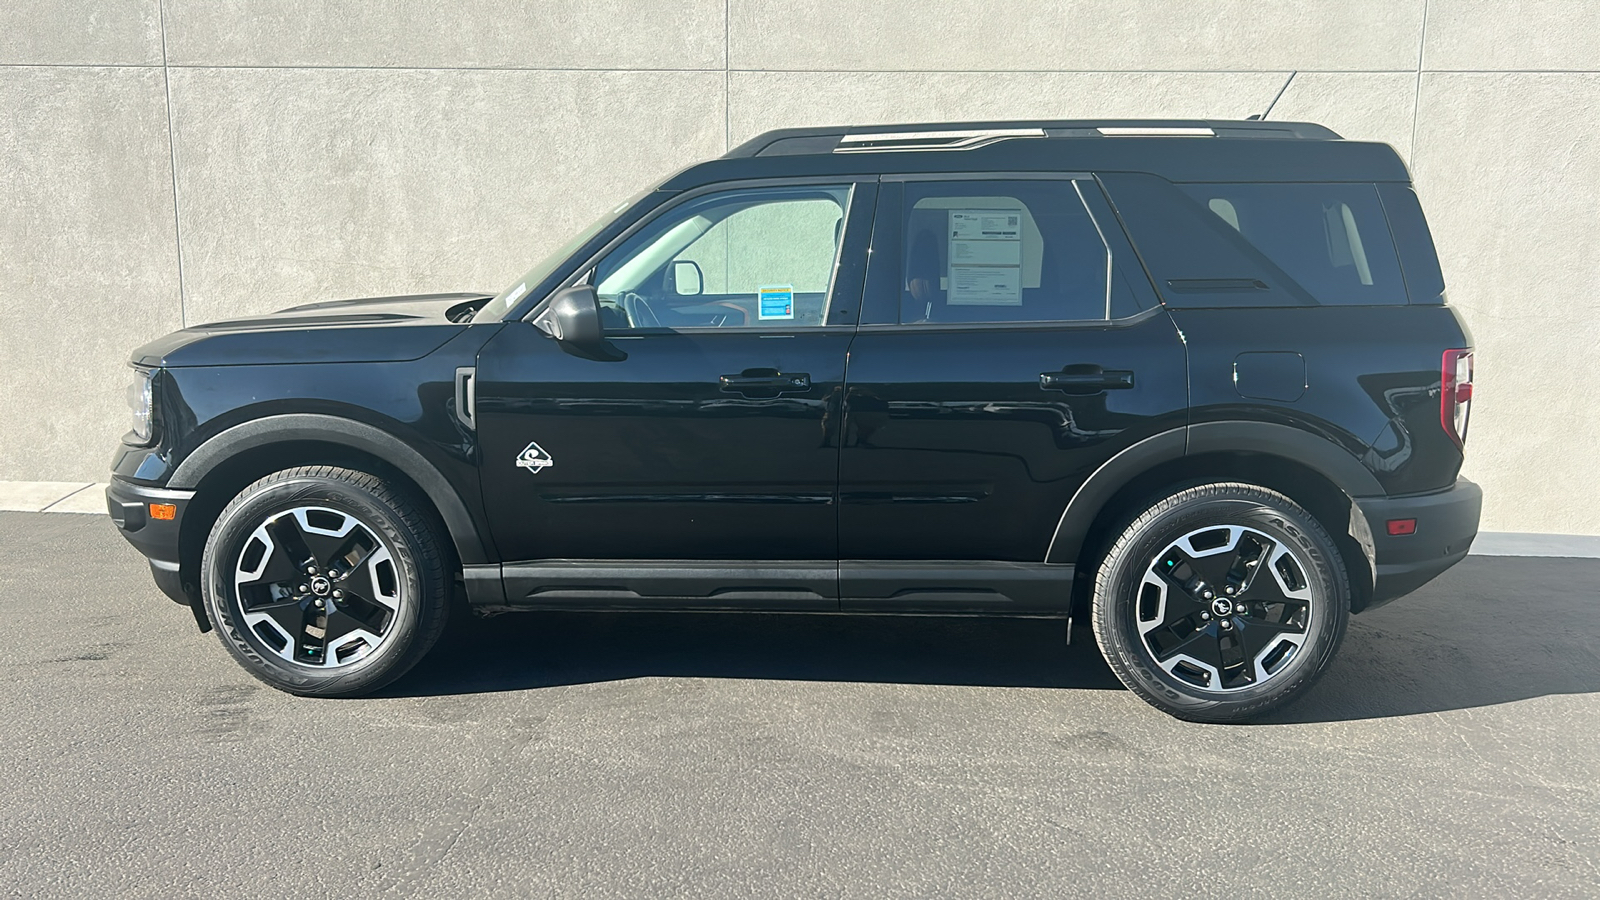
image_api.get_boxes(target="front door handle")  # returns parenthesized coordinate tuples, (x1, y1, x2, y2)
(720, 369, 811, 394)
(1040, 369, 1135, 394)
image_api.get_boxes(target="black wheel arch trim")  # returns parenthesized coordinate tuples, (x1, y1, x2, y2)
(167, 413, 490, 566)
(1045, 420, 1385, 565)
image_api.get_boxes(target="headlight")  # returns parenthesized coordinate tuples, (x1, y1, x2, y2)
(126, 367, 155, 445)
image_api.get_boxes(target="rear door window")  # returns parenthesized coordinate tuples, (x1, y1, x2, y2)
(890, 179, 1146, 324)
(1179, 183, 1407, 305)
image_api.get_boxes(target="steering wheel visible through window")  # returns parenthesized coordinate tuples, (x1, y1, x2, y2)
(590, 185, 851, 332)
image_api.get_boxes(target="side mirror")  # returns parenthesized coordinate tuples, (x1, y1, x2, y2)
(670, 259, 704, 296)
(532, 284, 603, 345)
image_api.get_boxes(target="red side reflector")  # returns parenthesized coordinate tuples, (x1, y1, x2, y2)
(1386, 518, 1417, 536)
(149, 503, 177, 521)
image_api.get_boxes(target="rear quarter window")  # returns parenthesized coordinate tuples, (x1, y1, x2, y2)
(1179, 183, 1408, 306)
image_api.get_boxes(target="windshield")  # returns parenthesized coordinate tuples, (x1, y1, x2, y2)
(473, 191, 650, 323)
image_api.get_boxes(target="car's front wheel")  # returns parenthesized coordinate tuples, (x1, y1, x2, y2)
(1091, 482, 1349, 722)
(200, 466, 450, 697)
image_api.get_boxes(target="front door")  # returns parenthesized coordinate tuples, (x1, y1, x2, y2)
(475, 181, 873, 609)
(838, 176, 1188, 612)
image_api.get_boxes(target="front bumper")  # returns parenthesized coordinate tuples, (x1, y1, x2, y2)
(1355, 477, 1482, 610)
(106, 478, 195, 607)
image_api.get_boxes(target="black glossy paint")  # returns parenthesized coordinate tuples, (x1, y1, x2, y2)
(1173, 305, 1470, 496)
(839, 314, 1188, 565)
(130, 293, 487, 368)
(106, 118, 1479, 623)
(475, 325, 854, 561)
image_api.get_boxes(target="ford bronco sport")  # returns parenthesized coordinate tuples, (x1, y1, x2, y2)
(109, 119, 1481, 721)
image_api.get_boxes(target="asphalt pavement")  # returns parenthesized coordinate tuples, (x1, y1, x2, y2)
(2, 510, 1597, 898)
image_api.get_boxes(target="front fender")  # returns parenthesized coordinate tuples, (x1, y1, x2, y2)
(169, 413, 489, 566)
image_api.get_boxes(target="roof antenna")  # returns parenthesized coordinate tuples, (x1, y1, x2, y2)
(1248, 71, 1297, 121)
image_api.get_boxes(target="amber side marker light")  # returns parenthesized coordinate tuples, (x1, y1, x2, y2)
(1386, 518, 1417, 536)
(149, 503, 177, 521)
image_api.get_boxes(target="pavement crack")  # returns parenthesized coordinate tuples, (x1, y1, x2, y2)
(372, 708, 552, 892)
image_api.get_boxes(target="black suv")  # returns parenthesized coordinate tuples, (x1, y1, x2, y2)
(109, 119, 1480, 721)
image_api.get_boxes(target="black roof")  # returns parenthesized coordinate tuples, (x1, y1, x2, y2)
(658, 119, 1410, 189)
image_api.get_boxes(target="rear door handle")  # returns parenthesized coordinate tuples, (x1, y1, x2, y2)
(1039, 369, 1135, 393)
(720, 370, 811, 394)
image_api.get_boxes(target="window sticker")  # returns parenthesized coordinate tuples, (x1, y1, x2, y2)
(951, 239, 1022, 266)
(948, 210, 1023, 305)
(758, 284, 795, 320)
(950, 266, 1023, 306)
(951, 209, 1021, 243)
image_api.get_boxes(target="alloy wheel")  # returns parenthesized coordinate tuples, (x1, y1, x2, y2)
(1135, 524, 1316, 693)
(232, 506, 402, 668)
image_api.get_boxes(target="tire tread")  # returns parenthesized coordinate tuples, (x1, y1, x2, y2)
(201, 465, 450, 697)
(1090, 481, 1349, 723)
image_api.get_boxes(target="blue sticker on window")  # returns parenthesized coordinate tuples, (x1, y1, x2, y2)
(758, 285, 795, 320)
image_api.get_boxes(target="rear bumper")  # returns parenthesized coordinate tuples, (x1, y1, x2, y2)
(106, 478, 194, 606)
(1355, 478, 1482, 610)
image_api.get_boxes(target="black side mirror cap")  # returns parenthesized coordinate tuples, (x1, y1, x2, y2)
(532, 284, 603, 345)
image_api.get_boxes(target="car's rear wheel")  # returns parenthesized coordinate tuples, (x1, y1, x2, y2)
(1091, 482, 1349, 722)
(201, 466, 450, 697)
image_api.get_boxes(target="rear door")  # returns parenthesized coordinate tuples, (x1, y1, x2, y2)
(837, 175, 1188, 613)
(475, 180, 874, 610)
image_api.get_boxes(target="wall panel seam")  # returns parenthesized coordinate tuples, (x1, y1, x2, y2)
(724, 0, 731, 151)
(0, 63, 165, 69)
(3, 64, 1596, 74)
(8, 65, 1591, 75)
(1410, 0, 1428, 162)
(157, 0, 187, 327)
(60, 64, 730, 73)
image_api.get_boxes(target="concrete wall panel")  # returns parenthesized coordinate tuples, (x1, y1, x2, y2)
(1413, 73, 1600, 535)
(0, 0, 163, 65)
(730, 71, 1291, 146)
(168, 68, 724, 325)
(1425, 0, 1600, 71)
(0, 68, 182, 480)
(162, 0, 725, 69)
(731, 1, 1424, 72)
(3, 3, 1598, 534)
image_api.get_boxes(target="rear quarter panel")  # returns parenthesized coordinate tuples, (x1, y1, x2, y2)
(1173, 305, 1472, 495)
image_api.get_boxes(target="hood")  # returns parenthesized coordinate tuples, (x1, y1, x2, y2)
(130, 292, 492, 368)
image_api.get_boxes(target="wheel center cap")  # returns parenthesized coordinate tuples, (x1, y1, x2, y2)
(1211, 597, 1234, 617)
(309, 575, 333, 597)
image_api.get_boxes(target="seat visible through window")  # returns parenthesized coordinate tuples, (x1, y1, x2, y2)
(897, 180, 1113, 325)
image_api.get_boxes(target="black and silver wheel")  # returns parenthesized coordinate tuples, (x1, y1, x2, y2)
(1091, 482, 1349, 722)
(201, 466, 450, 697)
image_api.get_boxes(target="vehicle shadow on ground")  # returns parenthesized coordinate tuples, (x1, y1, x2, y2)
(388, 558, 1600, 724)
(396, 609, 1123, 696)
(1264, 556, 1600, 724)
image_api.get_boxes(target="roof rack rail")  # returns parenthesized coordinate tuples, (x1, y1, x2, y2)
(1096, 126, 1215, 137)
(834, 128, 1047, 153)
(725, 120, 1343, 158)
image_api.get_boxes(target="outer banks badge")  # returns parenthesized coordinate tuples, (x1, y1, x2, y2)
(515, 441, 554, 473)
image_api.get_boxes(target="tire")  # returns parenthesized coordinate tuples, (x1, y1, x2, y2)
(1091, 482, 1349, 723)
(201, 466, 451, 697)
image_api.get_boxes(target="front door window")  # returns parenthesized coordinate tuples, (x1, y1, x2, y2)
(592, 186, 851, 330)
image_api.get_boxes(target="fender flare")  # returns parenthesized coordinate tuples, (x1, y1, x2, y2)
(1044, 420, 1384, 564)
(169, 413, 489, 566)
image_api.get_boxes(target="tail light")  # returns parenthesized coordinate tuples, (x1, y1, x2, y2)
(1441, 349, 1473, 447)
